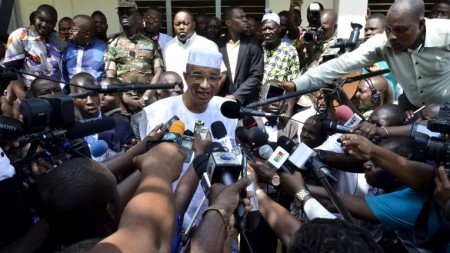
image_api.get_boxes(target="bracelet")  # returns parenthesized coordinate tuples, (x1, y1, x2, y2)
(203, 205, 229, 229)
(380, 127, 389, 137)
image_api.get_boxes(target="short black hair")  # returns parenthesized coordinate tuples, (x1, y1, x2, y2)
(91, 10, 107, 19)
(223, 6, 242, 21)
(37, 157, 119, 245)
(288, 218, 383, 253)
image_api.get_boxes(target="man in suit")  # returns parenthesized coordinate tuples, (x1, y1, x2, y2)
(70, 73, 134, 158)
(217, 6, 263, 106)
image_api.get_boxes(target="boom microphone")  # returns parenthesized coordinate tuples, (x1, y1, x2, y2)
(220, 101, 279, 119)
(82, 83, 176, 92)
(66, 117, 116, 140)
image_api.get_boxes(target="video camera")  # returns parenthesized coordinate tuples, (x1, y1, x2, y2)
(411, 103, 450, 173)
(303, 3, 324, 46)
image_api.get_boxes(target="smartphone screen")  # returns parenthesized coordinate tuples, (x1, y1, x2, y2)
(265, 85, 286, 99)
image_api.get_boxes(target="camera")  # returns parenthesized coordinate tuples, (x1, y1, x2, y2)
(303, 3, 324, 46)
(410, 103, 450, 175)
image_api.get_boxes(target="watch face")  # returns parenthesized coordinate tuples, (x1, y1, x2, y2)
(272, 174, 280, 186)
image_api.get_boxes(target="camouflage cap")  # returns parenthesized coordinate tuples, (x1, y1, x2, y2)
(117, 0, 138, 9)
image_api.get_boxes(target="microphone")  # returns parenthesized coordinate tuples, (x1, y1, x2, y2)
(211, 121, 240, 156)
(334, 105, 363, 128)
(243, 116, 258, 130)
(321, 120, 352, 134)
(220, 101, 279, 119)
(259, 144, 293, 174)
(247, 127, 269, 147)
(161, 120, 185, 143)
(334, 105, 353, 125)
(69, 91, 99, 99)
(81, 83, 176, 92)
(277, 136, 337, 183)
(65, 117, 116, 140)
(90, 139, 109, 158)
(235, 126, 250, 145)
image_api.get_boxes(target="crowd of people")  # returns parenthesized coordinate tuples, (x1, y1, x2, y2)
(0, 0, 449, 252)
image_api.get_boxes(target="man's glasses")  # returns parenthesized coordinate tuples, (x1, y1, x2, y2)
(189, 73, 220, 84)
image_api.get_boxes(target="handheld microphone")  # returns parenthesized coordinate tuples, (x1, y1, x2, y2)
(277, 136, 337, 183)
(90, 139, 109, 158)
(334, 105, 363, 128)
(65, 117, 116, 140)
(220, 101, 279, 119)
(235, 126, 250, 145)
(243, 116, 258, 130)
(162, 120, 185, 143)
(259, 144, 293, 174)
(247, 127, 269, 147)
(321, 120, 352, 134)
(211, 121, 240, 156)
(82, 83, 176, 92)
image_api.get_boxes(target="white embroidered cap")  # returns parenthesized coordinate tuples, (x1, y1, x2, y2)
(262, 12, 280, 25)
(187, 48, 222, 69)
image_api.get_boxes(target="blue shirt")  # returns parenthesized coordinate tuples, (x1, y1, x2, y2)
(365, 187, 444, 252)
(62, 38, 107, 84)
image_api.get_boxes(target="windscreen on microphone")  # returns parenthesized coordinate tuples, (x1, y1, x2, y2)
(235, 126, 250, 144)
(243, 116, 257, 129)
(207, 142, 227, 153)
(66, 117, 116, 140)
(90, 139, 109, 158)
(277, 135, 297, 154)
(220, 101, 241, 119)
(335, 105, 353, 125)
(211, 121, 227, 139)
(258, 144, 273, 160)
(321, 119, 351, 134)
(248, 127, 269, 147)
(184, 129, 194, 137)
(169, 120, 185, 136)
(193, 154, 209, 179)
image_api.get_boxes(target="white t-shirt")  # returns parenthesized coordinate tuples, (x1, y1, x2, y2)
(140, 95, 238, 226)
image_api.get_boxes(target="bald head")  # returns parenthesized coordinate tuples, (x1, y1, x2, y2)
(73, 15, 96, 34)
(321, 9, 338, 40)
(388, 0, 425, 19)
(70, 72, 96, 93)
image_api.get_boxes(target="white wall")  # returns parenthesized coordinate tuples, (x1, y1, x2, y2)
(267, 0, 366, 39)
(8, 0, 122, 35)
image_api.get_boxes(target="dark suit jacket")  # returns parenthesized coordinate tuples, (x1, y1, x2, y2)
(217, 35, 263, 105)
(98, 117, 135, 153)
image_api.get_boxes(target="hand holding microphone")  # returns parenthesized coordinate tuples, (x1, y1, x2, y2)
(339, 134, 376, 161)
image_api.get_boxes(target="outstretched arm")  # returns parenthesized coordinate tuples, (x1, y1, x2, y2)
(89, 142, 185, 253)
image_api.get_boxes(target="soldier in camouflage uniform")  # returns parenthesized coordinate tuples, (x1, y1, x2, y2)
(105, 0, 163, 115)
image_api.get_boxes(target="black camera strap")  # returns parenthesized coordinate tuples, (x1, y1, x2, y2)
(413, 176, 450, 251)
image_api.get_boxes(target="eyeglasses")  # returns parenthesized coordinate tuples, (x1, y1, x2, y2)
(189, 73, 220, 84)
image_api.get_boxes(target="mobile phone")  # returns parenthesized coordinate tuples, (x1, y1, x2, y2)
(180, 135, 195, 163)
(200, 173, 211, 195)
(265, 84, 286, 99)
(161, 115, 180, 132)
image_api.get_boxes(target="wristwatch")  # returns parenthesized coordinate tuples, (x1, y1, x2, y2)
(142, 95, 149, 101)
(271, 173, 280, 186)
(317, 150, 327, 162)
(294, 189, 311, 208)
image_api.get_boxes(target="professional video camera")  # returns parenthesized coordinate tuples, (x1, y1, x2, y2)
(303, 3, 324, 46)
(410, 103, 450, 169)
(8, 95, 115, 185)
(331, 22, 363, 54)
